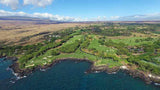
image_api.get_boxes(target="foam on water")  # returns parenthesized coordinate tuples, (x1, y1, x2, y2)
(0, 58, 160, 90)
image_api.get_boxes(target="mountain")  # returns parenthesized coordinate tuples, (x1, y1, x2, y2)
(0, 16, 63, 24)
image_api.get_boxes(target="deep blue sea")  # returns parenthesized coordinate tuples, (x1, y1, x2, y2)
(0, 58, 160, 90)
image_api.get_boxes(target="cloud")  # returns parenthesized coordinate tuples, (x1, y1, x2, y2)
(0, 10, 29, 16)
(0, 10, 86, 21)
(1, 10, 160, 21)
(0, 0, 19, 10)
(0, 10, 108, 21)
(96, 16, 107, 21)
(33, 13, 78, 21)
(110, 16, 120, 20)
(108, 13, 160, 21)
(118, 13, 160, 21)
(0, 0, 54, 10)
(23, 0, 54, 7)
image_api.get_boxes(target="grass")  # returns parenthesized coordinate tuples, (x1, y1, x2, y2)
(87, 36, 117, 54)
(0, 20, 89, 45)
(155, 57, 160, 61)
(21, 34, 160, 70)
(111, 37, 156, 46)
(141, 60, 160, 68)
(1, 22, 160, 76)
(25, 35, 123, 69)
(61, 35, 83, 46)
(25, 47, 122, 69)
(95, 58, 122, 68)
(25, 34, 160, 69)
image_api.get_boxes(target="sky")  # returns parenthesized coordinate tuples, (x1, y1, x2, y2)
(0, 0, 160, 21)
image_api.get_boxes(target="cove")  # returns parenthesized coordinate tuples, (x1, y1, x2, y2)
(0, 58, 160, 90)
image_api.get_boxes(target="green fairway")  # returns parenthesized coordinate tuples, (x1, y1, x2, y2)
(88, 36, 117, 54)
(1, 23, 160, 75)
(111, 37, 156, 46)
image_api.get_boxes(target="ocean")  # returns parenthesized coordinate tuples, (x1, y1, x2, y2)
(0, 58, 159, 90)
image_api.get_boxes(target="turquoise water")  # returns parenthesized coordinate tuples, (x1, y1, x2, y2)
(0, 58, 160, 90)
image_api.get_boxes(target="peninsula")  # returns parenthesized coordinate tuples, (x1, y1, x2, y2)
(1, 22, 160, 85)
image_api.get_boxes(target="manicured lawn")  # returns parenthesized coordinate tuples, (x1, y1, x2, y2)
(88, 37, 117, 54)
(61, 35, 83, 46)
(25, 34, 123, 69)
(111, 37, 156, 46)
(25, 46, 122, 68)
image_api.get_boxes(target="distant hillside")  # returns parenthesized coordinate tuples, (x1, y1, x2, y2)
(1, 16, 160, 24)
(0, 16, 63, 24)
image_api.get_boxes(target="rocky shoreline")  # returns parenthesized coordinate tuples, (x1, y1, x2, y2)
(0, 55, 18, 61)
(90, 65, 160, 86)
(7, 57, 160, 87)
(0, 55, 6, 58)
(10, 58, 94, 77)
